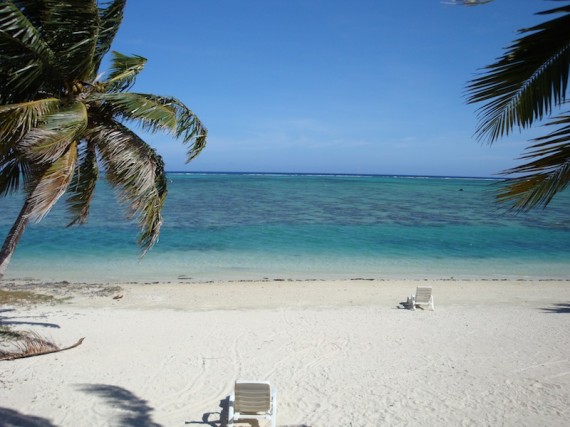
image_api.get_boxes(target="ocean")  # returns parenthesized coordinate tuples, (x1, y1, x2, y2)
(1, 173, 570, 283)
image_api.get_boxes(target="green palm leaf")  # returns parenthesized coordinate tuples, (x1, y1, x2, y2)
(138, 155, 167, 253)
(0, 1, 60, 100)
(90, 92, 207, 161)
(0, 151, 23, 196)
(18, 102, 87, 164)
(93, 0, 126, 72)
(144, 95, 208, 161)
(103, 51, 147, 92)
(9, 1, 44, 28)
(66, 141, 99, 226)
(467, 4, 570, 143)
(0, 98, 64, 197)
(88, 121, 167, 253)
(90, 92, 177, 131)
(498, 112, 570, 209)
(0, 98, 60, 142)
(0, 148, 38, 196)
(40, 0, 100, 81)
(27, 140, 78, 222)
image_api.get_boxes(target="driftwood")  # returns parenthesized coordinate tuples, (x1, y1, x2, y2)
(0, 335, 85, 361)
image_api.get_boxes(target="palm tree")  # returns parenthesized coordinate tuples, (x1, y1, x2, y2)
(466, 1, 570, 209)
(0, 0, 207, 278)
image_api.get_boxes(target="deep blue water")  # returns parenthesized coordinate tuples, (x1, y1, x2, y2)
(1, 173, 569, 282)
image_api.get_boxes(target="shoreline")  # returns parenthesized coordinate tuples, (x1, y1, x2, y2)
(1, 278, 569, 426)
(2, 277, 570, 311)
(4, 274, 570, 286)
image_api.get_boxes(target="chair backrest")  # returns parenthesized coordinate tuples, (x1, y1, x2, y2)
(235, 381, 272, 414)
(415, 286, 432, 303)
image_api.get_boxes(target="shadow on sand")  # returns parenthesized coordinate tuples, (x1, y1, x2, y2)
(0, 308, 60, 329)
(185, 396, 230, 427)
(185, 398, 311, 427)
(541, 303, 570, 314)
(0, 407, 56, 427)
(78, 384, 162, 427)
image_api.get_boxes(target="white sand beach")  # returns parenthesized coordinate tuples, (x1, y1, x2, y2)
(1, 279, 569, 426)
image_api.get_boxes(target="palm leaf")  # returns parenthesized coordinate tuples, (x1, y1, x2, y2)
(100, 93, 208, 161)
(18, 102, 88, 164)
(92, 1, 127, 72)
(0, 1, 60, 100)
(103, 51, 147, 92)
(10, 1, 45, 28)
(498, 112, 570, 209)
(66, 141, 99, 226)
(90, 92, 177, 132)
(0, 147, 38, 196)
(0, 98, 59, 142)
(137, 154, 167, 253)
(27, 140, 78, 222)
(87, 121, 166, 253)
(142, 95, 208, 161)
(41, 0, 99, 81)
(467, 4, 570, 143)
(0, 151, 23, 196)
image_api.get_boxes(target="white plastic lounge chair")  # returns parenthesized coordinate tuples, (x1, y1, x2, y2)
(406, 286, 434, 310)
(228, 381, 276, 427)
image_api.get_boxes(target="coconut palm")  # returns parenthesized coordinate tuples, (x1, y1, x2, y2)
(0, 0, 207, 278)
(466, 1, 570, 209)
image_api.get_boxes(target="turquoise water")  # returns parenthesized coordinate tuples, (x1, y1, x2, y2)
(2, 173, 570, 282)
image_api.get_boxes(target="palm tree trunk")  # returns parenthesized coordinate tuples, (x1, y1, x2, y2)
(0, 196, 34, 279)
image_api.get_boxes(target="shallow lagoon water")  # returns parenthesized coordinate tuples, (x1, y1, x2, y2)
(2, 173, 570, 282)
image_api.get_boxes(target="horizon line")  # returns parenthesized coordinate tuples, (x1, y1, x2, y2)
(165, 170, 502, 180)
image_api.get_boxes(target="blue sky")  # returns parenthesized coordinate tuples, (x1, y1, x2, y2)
(110, 0, 550, 177)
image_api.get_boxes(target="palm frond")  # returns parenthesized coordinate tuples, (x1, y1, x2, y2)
(40, 0, 99, 81)
(0, 148, 39, 196)
(27, 140, 78, 222)
(467, 4, 570, 143)
(498, 112, 570, 209)
(0, 151, 22, 196)
(87, 121, 167, 253)
(89, 92, 177, 132)
(0, 2, 53, 59)
(141, 95, 208, 161)
(0, 98, 59, 142)
(0, 1, 60, 100)
(18, 102, 87, 164)
(93, 1, 127, 72)
(10, 1, 45, 28)
(98, 93, 208, 161)
(102, 51, 147, 92)
(138, 155, 167, 252)
(66, 141, 99, 226)
(0, 98, 59, 197)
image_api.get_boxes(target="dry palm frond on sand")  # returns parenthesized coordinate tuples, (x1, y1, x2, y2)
(0, 330, 84, 361)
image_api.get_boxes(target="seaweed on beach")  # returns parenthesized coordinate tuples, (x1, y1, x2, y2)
(0, 289, 58, 306)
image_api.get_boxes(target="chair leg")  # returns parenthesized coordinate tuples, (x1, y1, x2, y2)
(227, 393, 235, 427)
(271, 391, 277, 427)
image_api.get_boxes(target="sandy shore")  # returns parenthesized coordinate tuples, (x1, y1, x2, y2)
(0, 279, 569, 426)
